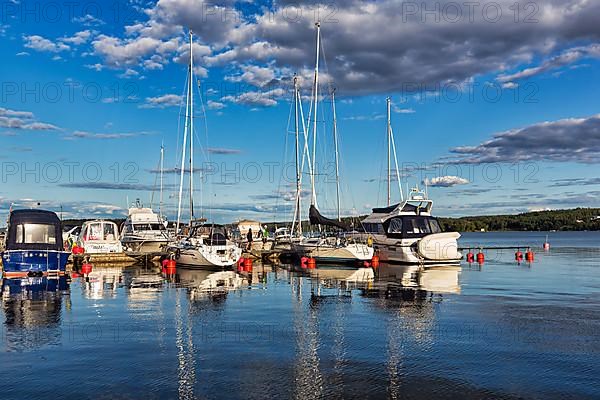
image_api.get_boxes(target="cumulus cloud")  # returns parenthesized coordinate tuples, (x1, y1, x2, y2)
(140, 94, 183, 108)
(207, 100, 226, 110)
(497, 44, 600, 85)
(0, 107, 60, 131)
(225, 65, 279, 88)
(74, 14, 106, 27)
(23, 35, 70, 53)
(423, 176, 470, 187)
(448, 114, 600, 164)
(60, 30, 94, 45)
(222, 88, 286, 107)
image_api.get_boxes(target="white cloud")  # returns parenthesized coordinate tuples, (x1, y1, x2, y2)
(222, 88, 285, 107)
(60, 30, 94, 45)
(424, 176, 470, 187)
(23, 35, 70, 53)
(207, 100, 226, 110)
(74, 14, 105, 27)
(0, 108, 60, 131)
(140, 94, 183, 109)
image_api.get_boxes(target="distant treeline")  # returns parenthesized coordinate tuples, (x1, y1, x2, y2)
(60, 207, 600, 233)
(438, 208, 600, 232)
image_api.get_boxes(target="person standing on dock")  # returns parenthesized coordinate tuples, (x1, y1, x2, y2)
(247, 228, 253, 251)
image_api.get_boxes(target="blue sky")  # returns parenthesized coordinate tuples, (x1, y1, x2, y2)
(1, 0, 600, 223)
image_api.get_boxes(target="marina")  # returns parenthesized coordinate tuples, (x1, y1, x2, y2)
(1, 0, 600, 398)
(0, 232, 598, 399)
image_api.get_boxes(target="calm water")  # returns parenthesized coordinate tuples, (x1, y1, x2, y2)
(1, 232, 599, 399)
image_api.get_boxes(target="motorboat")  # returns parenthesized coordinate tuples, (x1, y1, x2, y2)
(1, 209, 69, 278)
(120, 201, 170, 254)
(362, 188, 462, 265)
(78, 220, 123, 254)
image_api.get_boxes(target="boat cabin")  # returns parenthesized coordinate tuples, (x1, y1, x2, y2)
(78, 220, 123, 254)
(4, 209, 63, 251)
(190, 224, 229, 246)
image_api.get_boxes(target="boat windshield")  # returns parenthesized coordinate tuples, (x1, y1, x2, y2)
(384, 216, 442, 238)
(134, 223, 165, 231)
(15, 223, 56, 244)
(403, 216, 441, 236)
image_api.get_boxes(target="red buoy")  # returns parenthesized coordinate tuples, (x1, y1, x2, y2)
(466, 252, 474, 263)
(515, 250, 523, 261)
(307, 258, 316, 269)
(476, 252, 485, 264)
(525, 249, 534, 262)
(243, 258, 253, 271)
(81, 263, 93, 274)
(300, 256, 308, 269)
(371, 255, 380, 268)
(166, 259, 177, 275)
(72, 246, 85, 255)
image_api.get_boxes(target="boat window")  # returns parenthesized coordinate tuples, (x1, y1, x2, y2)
(429, 218, 442, 233)
(387, 218, 403, 234)
(134, 223, 165, 231)
(86, 224, 103, 241)
(403, 216, 432, 236)
(15, 224, 56, 244)
(104, 223, 116, 241)
(364, 223, 385, 234)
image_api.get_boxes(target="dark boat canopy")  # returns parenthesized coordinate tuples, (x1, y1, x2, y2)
(5, 209, 63, 251)
(309, 205, 348, 230)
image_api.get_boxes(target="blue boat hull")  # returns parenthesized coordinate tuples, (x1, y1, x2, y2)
(1, 250, 69, 278)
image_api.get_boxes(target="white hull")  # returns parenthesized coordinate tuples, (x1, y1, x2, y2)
(372, 233, 462, 266)
(121, 238, 169, 254)
(175, 244, 242, 268)
(293, 240, 374, 262)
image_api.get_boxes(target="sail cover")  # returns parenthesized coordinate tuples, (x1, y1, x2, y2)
(309, 205, 348, 230)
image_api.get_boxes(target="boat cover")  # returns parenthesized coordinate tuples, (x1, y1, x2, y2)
(309, 205, 348, 230)
(5, 209, 64, 251)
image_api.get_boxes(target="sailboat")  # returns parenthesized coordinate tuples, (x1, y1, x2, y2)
(361, 98, 462, 265)
(292, 23, 374, 264)
(167, 30, 242, 269)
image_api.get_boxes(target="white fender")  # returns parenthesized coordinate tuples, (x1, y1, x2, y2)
(417, 232, 461, 261)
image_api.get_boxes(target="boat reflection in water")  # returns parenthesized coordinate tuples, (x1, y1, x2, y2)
(1, 276, 70, 351)
(306, 266, 375, 298)
(177, 267, 248, 302)
(367, 264, 461, 298)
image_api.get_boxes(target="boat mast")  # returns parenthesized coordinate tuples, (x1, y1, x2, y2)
(310, 22, 321, 207)
(293, 75, 302, 237)
(387, 97, 391, 206)
(189, 29, 195, 227)
(331, 88, 341, 221)
(176, 30, 193, 235)
(160, 142, 164, 219)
